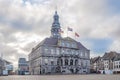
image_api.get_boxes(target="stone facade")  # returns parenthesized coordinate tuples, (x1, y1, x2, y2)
(90, 56, 104, 73)
(113, 54, 120, 73)
(91, 51, 120, 74)
(28, 11, 90, 75)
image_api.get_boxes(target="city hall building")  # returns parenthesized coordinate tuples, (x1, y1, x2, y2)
(28, 11, 90, 75)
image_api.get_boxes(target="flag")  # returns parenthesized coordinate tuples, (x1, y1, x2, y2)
(59, 29, 64, 33)
(75, 32, 79, 37)
(68, 27, 73, 31)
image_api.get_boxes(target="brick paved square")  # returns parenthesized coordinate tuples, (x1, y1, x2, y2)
(0, 74, 120, 80)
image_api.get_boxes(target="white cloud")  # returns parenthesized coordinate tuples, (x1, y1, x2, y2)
(90, 51, 103, 58)
(109, 39, 120, 52)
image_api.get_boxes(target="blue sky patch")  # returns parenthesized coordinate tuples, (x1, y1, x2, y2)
(82, 38, 113, 54)
(107, 0, 120, 14)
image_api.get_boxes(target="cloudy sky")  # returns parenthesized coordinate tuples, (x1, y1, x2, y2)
(0, 0, 120, 68)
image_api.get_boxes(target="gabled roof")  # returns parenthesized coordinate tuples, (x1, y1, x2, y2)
(102, 51, 118, 60)
(113, 54, 120, 61)
(32, 37, 58, 51)
(32, 37, 89, 52)
(63, 37, 88, 50)
(91, 56, 101, 63)
(77, 42, 88, 50)
(63, 37, 76, 42)
(40, 37, 58, 46)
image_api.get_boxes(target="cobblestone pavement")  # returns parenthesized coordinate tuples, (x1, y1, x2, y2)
(0, 74, 120, 80)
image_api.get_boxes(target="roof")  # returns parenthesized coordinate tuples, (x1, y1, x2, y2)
(32, 37, 89, 52)
(34, 37, 58, 49)
(113, 54, 120, 61)
(61, 37, 88, 50)
(91, 56, 101, 63)
(77, 42, 88, 50)
(43, 37, 58, 45)
(102, 51, 118, 60)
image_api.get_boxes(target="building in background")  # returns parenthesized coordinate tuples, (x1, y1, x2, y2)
(113, 53, 120, 74)
(18, 58, 29, 75)
(4, 60, 13, 75)
(90, 56, 103, 73)
(28, 11, 90, 75)
(0, 56, 13, 75)
(0, 58, 4, 75)
(91, 51, 120, 74)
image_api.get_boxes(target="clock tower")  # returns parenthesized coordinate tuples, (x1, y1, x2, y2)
(51, 11, 61, 38)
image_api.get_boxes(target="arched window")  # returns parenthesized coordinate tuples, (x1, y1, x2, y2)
(57, 59, 62, 66)
(57, 59, 59, 65)
(70, 59, 73, 65)
(75, 59, 78, 66)
(51, 61, 54, 65)
(65, 59, 68, 65)
(58, 59, 63, 66)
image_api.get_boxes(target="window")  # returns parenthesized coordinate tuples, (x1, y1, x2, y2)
(71, 43, 73, 48)
(44, 59, 48, 65)
(51, 49, 54, 54)
(117, 65, 119, 68)
(62, 49, 65, 54)
(76, 51, 78, 55)
(56, 48, 59, 55)
(53, 33, 56, 36)
(45, 48, 48, 53)
(75, 59, 78, 66)
(81, 52, 83, 57)
(72, 43, 75, 48)
(71, 50, 73, 54)
(67, 43, 70, 47)
(62, 42, 65, 46)
(57, 59, 63, 66)
(66, 49, 70, 54)
(65, 59, 69, 65)
(85, 52, 87, 57)
(72, 50, 75, 54)
(70, 59, 73, 65)
(51, 61, 54, 65)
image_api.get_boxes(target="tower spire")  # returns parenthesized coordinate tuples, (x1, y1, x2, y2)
(51, 10, 61, 38)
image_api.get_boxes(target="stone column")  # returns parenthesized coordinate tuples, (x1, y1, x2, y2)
(68, 58, 70, 66)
